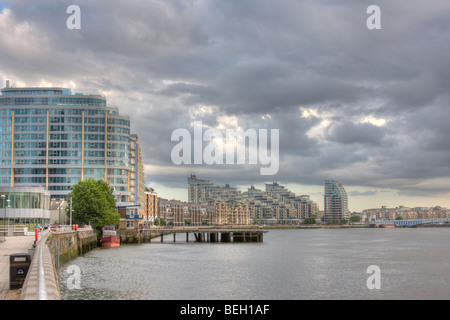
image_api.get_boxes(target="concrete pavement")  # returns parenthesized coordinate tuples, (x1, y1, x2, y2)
(0, 235, 36, 300)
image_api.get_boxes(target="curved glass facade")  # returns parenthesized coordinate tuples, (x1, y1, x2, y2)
(0, 86, 133, 203)
(0, 188, 50, 210)
(0, 186, 51, 225)
(324, 180, 349, 222)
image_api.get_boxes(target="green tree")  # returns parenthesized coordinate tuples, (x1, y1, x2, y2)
(67, 179, 119, 232)
(395, 216, 403, 220)
(349, 216, 361, 224)
(154, 218, 166, 226)
(303, 216, 317, 225)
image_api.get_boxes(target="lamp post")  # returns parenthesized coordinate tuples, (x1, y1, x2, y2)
(1, 195, 6, 238)
(6, 199, 10, 234)
(70, 196, 72, 226)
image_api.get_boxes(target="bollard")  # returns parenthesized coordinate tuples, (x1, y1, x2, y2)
(32, 227, 38, 248)
(55, 226, 58, 233)
(76, 224, 78, 230)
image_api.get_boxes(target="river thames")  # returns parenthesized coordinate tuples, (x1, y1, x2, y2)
(59, 228, 450, 300)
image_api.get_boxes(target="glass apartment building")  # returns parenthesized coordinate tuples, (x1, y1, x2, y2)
(0, 84, 136, 220)
(0, 186, 51, 226)
(324, 180, 349, 223)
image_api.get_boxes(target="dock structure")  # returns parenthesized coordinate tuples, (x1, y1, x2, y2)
(143, 227, 267, 243)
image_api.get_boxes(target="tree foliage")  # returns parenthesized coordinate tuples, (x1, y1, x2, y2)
(67, 179, 119, 228)
(303, 216, 317, 225)
(154, 218, 166, 226)
(349, 215, 361, 223)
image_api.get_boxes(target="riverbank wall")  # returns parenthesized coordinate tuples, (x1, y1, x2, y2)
(20, 229, 97, 300)
(47, 229, 97, 266)
(118, 229, 161, 244)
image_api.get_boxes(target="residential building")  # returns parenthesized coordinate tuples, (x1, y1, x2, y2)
(362, 205, 450, 221)
(187, 175, 318, 225)
(324, 180, 349, 222)
(156, 198, 212, 226)
(50, 198, 67, 224)
(0, 186, 50, 226)
(0, 82, 144, 224)
(129, 134, 146, 221)
(144, 187, 158, 226)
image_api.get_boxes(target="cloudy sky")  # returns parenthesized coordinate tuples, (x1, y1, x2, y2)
(1, 0, 450, 211)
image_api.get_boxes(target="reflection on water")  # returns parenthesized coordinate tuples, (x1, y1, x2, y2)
(60, 228, 450, 300)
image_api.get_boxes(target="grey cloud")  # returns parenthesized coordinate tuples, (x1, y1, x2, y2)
(326, 121, 386, 146)
(1, 0, 450, 204)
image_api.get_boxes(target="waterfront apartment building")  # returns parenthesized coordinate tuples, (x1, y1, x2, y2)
(187, 175, 318, 225)
(157, 198, 210, 226)
(129, 134, 146, 221)
(188, 175, 247, 204)
(144, 187, 158, 226)
(324, 180, 349, 222)
(215, 200, 250, 225)
(264, 182, 318, 219)
(0, 83, 144, 224)
(363, 205, 450, 221)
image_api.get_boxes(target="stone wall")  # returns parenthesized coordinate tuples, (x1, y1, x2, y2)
(47, 230, 97, 266)
(118, 229, 160, 244)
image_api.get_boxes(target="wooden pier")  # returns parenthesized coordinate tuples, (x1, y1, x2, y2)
(143, 227, 267, 243)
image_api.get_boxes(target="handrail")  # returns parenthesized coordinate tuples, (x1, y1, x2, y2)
(36, 229, 50, 300)
(51, 224, 93, 233)
(37, 241, 47, 300)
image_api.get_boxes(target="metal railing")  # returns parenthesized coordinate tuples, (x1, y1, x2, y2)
(37, 241, 47, 300)
(36, 229, 50, 300)
(50, 224, 93, 233)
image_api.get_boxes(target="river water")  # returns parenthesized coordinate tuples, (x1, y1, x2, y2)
(59, 228, 450, 300)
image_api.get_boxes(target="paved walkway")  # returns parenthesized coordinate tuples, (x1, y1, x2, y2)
(0, 235, 36, 300)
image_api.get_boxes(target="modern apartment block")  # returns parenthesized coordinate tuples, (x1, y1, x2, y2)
(363, 205, 450, 221)
(264, 182, 318, 219)
(0, 82, 144, 224)
(129, 134, 146, 220)
(144, 187, 158, 226)
(186, 175, 251, 225)
(187, 175, 318, 225)
(188, 175, 247, 203)
(324, 180, 349, 222)
(214, 200, 250, 225)
(157, 197, 213, 227)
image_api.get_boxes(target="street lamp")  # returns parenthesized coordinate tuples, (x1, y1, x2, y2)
(6, 199, 10, 233)
(1, 195, 6, 238)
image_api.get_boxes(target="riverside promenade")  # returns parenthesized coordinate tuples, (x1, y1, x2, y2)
(0, 235, 36, 300)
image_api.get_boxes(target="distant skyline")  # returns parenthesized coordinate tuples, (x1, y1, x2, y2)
(1, 1, 450, 212)
(151, 177, 450, 213)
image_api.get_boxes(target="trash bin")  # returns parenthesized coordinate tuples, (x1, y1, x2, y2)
(10, 253, 31, 290)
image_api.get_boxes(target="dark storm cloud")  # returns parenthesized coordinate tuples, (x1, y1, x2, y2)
(326, 121, 386, 146)
(1, 0, 450, 203)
